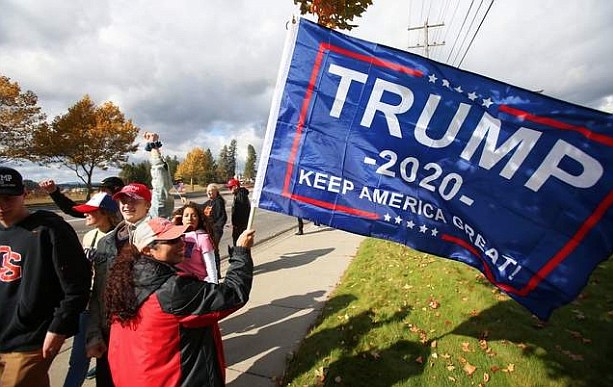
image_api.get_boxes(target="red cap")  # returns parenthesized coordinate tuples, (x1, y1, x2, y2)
(112, 183, 152, 202)
(226, 178, 240, 189)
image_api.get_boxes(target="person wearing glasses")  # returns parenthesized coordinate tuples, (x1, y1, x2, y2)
(105, 218, 255, 386)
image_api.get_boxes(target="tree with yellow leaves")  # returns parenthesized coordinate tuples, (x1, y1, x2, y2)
(30, 95, 139, 197)
(175, 147, 207, 189)
(0, 75, 46, 162)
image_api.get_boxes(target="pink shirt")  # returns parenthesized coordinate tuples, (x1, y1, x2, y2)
(176, 230, 218, 283)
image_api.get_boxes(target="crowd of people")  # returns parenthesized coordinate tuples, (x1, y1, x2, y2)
(0, 132, 255, 386)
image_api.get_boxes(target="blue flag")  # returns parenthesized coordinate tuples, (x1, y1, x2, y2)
(253, 18, 613, 320)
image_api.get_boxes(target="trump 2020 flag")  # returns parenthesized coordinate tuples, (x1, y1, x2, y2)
(253, 18, 613, 320)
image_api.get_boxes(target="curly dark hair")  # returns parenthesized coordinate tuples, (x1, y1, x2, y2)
(173, 202, 218, 250)
(105, 244, 139, 326)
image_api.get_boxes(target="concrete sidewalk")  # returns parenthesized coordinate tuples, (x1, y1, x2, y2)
(49, 223, 364, 386)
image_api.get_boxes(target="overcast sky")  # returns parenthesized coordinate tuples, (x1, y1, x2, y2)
(2, 0, 611, 184)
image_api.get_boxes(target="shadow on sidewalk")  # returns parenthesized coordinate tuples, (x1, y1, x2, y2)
(253, 248, 334, 276)
(223, 293, 357, 386)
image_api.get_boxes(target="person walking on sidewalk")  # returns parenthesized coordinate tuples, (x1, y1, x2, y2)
(86, 132, 174, 386)
(0, 167, 90, 387)
(226, 178, 250, 246)
(63, 193, 121, 387)
(202, 183, 227, 274)
(39, 177, 125, 219)
(171, 202, 219, 283)
(105, 218, 255, 387)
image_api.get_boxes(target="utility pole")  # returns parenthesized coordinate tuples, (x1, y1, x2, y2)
(407, 20, 445, 58)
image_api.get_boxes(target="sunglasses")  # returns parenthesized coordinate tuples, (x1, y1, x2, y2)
(155, 236, 184, 245)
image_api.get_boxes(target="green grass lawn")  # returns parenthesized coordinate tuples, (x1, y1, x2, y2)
(283, 239, 613, 387)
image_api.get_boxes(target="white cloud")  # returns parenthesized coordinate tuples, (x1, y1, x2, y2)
(2, 0, 612, 183)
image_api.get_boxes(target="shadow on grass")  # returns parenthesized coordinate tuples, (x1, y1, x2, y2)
(283, 300, 425, 386)
(448, 261, 613, 387)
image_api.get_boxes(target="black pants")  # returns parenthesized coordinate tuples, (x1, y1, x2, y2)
(232, 225, 247, 246)
(96, 353, 114, 387)
(297, 218, 304, 233)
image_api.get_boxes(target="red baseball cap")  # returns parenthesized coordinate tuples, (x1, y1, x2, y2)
(226, 178, 240, 189)
(112, 183, 152, 202)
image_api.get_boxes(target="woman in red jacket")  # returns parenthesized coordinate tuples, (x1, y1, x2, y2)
(105, 217, 254, 386)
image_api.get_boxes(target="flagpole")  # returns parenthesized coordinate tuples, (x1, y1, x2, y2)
(247, 203, 256, 230)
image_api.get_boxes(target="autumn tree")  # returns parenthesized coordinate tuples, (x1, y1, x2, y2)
(30, 95, 139, 197)
(244, 144, 257, 181)
(165, 155, 180, 182)
(0, 75, 47, 161)
(293, 0, 372, 30)
(175, 147, 206, 189)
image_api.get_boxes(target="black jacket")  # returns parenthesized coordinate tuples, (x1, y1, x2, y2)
(203, 196, 227, 243)
(108, 246, 253, 386)
(0, 211, 91, 352)
(231, 187, 250, 229)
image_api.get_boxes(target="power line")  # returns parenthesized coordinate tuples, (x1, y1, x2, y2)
(450, 0, 485, 66)
(457, 0, 495, 67)
(445, 0, 475, 64)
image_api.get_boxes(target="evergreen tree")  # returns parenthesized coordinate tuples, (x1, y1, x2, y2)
(244, 144, 257, 181)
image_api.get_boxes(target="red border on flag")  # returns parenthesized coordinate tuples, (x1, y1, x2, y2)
(281, 40, 612, 296)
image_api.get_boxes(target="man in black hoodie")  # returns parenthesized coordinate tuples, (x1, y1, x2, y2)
(226, 178, 251, 246)
(0, 167, 90, 386)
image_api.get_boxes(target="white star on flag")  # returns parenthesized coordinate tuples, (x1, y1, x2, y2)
(442, 79, 450, 88)
(395, 216, 402, 224)
(428, 74, 437, 83)
(431, 228, 439, 237)
(482, 97, 493, 108)
(406, 220, 415, 229)
(454, 86, 463, 93)
(384, 213, 391, 222)
(468, 91, 478, 101)
(419, 225, 428, 233)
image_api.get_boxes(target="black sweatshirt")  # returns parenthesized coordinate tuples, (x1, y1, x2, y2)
(0, 210, 91, 352)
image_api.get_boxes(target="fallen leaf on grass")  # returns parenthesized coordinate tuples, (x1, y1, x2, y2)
(464, 362, 477, 376)
(483, 372, 490, 383)
(461, 342, 472, 352)
(369, 350, 380, 359)
(490, 366, 501, 373)
(479, 340, 488, 350)
(501, 363, 515, 373)
(447, 365, 456, 372)
(415, 356, 424, 364)
(448, 376, 457, 382)
(431, 340, 437, 348)
(428, 300, 440, 309)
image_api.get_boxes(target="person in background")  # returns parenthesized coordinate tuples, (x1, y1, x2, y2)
(0, 167, 90, 387)
(39, 177, 125, 219)
(226, 178, 251, 246)
(202, 183, 227, 275)
(171, 202, 219, 283)
(105, 217, 255, 387)
(296, 217, 304, 235)
(63, 193, 121, 387)
(86, 132, 174, 387)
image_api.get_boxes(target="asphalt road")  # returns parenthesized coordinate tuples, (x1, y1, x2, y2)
(43, 192, 298, 258)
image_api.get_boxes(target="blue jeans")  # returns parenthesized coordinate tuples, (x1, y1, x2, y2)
(63, 311, 92, 387)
